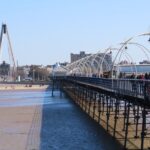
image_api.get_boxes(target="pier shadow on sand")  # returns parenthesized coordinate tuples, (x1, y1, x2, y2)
(39, 89, 123, 150)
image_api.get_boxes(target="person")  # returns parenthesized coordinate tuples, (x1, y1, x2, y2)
(130, 73, 135, 79)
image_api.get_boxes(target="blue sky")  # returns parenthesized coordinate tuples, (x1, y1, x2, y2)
(0, 0, 150, 65)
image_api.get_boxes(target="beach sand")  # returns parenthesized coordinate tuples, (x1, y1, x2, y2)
(0, 84, 49, 91)
(0, 105, 42, 150)
(0, 87, 46, 150)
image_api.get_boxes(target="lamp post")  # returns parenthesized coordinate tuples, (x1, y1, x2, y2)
(33, 69, 35, 82)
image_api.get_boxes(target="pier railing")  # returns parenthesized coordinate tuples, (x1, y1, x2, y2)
(55, 76, 150, 98)
(51, 75, 150, 149)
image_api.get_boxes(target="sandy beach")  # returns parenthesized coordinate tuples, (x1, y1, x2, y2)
(0, 84, 49, 91)
(0, 105, 42, 150)
(0, 86, 47, 150)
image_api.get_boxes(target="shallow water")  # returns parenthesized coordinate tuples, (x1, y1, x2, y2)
(0, 90, 122, 150)
(0, 90, 59, 107)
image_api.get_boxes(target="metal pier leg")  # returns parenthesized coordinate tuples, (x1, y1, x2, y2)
(132, 106, 136, 124)
(51, 79, 54, 97)
(85, 89, 88, 112)
(123, 100, 127, 131)
(74, 86, 77, 102)
(98, 94, 101, 124)
(60, 80, 62, 98)
(124, 102, 131, 149)
(102, 95, 105, 115)
(113, 98, 119, 137)
(135, 105, 140, 138)
(77, 86, 79, 103)
(141, 106, 146, 150)
(84, 88, 86, 108)
(106, 96, 110, 132)
(81, 88, 84, 108)
(81, 88, 83, 107)
(78, 87, 80, 104)
(111, 98, 114, 112)
(93, 92, 96, 119)
(88, 90, 91, 115)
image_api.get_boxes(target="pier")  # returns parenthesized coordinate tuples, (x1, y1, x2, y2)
(52, 76, 150, 150)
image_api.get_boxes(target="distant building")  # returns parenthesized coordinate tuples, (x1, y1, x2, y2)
(0, 61, 10, 76)
(59, 62, 68, 66)
(119, 60, 136, 65)
(139, 60, 150, 64)
(17, 65, 30, 80)
(70, 51, 91, 63)
(116, 64, 150, 75)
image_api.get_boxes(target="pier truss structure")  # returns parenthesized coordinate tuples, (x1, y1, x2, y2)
(0, 24, 16, 81)
(52, 76, 150, 150)
(51, 32, 150, 149)
(52, 32, 150, 79)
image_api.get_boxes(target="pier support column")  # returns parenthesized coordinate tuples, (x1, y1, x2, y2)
(141, 106, 146, 150)
(124, 102, 131, 149)
(51, 79, 54, 97)
(106, 95, 110, 132)
(93, 92, 97, 119)
(135, 105, 140, 138)
(98, 94, 102, 124)
(123, 100, 127, 131)
(85, 88, 88, 112)
(113, 98, 119, 137)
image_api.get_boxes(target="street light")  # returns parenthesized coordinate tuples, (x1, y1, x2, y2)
(32, 69, 35, 82)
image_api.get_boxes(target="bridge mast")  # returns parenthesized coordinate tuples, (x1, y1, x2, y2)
(0, 24, 16, 81)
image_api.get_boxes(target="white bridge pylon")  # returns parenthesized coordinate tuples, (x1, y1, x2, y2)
(0, 24, 16, 81)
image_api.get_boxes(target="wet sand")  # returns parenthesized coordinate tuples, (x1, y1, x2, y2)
(0, 105, 42, 150)
(0, 87, 46, 150)
(0, 84, 49, 91)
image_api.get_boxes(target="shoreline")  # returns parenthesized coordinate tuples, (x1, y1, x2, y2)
(0, 84, 50, 91)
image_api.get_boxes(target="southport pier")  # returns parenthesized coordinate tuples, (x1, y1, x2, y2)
(1, 23, 150, 150)
(51, 33, 150, 150)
